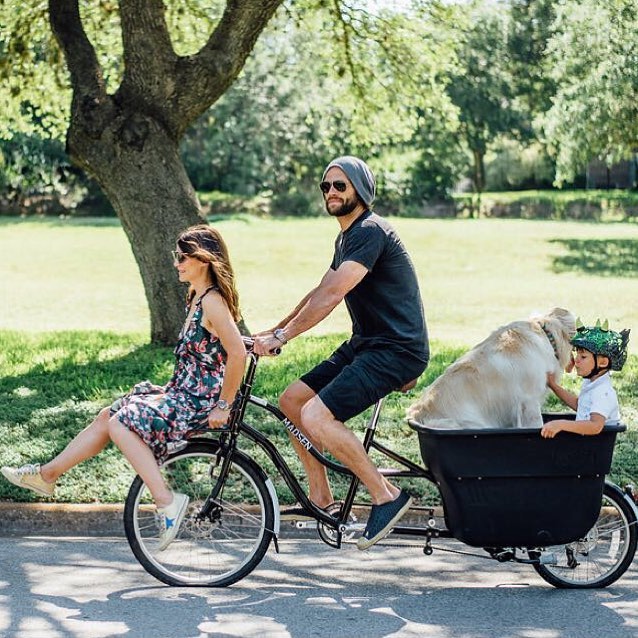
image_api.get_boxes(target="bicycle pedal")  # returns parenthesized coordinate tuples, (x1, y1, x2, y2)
(292, 520, 317, 529)
(344, 522, 366, 533)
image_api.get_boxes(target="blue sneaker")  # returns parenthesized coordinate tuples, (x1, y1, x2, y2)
(357, 491, 412, 550)
(157, 492, 189, 551)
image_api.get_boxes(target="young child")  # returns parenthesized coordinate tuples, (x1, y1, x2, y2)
(542, 320, 630, 438)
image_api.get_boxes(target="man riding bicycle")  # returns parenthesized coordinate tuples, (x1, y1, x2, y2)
(254, 155, 429, 549)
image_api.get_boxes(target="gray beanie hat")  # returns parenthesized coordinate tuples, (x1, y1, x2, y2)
(322, 155, 376, 207)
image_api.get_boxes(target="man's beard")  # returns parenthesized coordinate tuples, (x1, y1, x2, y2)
(325, 196, 359, 217)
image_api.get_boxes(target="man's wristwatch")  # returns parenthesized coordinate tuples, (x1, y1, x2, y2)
(273, 328, 288, 345)
(216, 399, 231, 411)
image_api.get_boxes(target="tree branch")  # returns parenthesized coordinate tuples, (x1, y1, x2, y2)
(49, 0, 116, 139)
(330, 0, 371, 103)
(174, 0, 284, 132)
(48, 0, 105, 99)
(118, 0, 178, 112)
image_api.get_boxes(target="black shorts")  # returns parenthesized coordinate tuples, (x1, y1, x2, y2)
(300, 340, 427, 423)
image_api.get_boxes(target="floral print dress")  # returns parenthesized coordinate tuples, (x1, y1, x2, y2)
(110, 286, 226, 462)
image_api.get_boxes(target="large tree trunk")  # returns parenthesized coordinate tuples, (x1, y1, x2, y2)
(49, 0, 283, 344)
(68, 110, 205, 343)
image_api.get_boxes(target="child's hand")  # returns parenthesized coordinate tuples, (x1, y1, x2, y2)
(546, 372, 557, 388)
(541, 420, 562, 438)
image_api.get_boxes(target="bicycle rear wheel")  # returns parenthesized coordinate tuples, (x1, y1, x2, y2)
(124, 440, 275, 587)
(533, 482, 637, 588)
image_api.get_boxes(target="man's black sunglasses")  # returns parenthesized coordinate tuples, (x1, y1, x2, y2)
(319, 180, 348, 194)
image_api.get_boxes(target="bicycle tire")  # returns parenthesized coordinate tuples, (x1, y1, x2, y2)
(533, 482, 637, 588)
(124, 440, 275, 587)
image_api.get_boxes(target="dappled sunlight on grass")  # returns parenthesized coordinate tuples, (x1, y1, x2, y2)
(550, 238, 638, 277)
(1, 328, 636, 503)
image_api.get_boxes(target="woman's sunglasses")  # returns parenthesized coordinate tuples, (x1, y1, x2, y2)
(319, 180, 348, 194)
(171, 250, 190, 263)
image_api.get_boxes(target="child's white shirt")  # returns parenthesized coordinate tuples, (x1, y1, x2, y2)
(576, 372, 620, 425)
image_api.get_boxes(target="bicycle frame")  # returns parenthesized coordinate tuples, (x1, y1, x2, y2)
(220, 349, 450, 545)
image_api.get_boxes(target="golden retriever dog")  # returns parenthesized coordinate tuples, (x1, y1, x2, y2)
(407, 308, 576, 429)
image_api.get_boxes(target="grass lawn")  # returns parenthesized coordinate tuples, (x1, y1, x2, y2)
(2, 215, 638, 348)
(1, 215, 637, 503)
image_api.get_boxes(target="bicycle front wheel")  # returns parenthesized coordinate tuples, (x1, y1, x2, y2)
(124, 440, 275, 587)
(533, 482, 637, 588)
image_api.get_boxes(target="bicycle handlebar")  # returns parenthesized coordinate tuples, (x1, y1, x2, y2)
(241, 336, 281, 356)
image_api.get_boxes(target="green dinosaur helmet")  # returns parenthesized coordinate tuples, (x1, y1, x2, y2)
(570, 319, 631, 371)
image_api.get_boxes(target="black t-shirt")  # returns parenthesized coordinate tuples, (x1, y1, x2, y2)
(331, 210, 429, 362)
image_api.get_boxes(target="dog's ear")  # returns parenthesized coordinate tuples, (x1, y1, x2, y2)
(548, 307, 576, 338)
(546, 308, 577, 369)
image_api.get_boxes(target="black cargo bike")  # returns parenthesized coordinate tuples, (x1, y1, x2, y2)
(123, 339, 638, 589)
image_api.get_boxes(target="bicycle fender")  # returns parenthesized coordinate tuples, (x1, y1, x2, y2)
(265, 477, 281, 536)
(233, 449, 280, 536)
(231, 448, 280, 536)
(606, 481, 638, 520)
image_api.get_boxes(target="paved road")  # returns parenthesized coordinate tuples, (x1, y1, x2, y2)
(1, 534, 637, 638)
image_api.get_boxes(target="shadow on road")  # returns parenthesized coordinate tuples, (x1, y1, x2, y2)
(1, 537, 637, 637)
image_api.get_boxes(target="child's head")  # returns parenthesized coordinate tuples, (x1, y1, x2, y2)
(570, 320, 630, 379)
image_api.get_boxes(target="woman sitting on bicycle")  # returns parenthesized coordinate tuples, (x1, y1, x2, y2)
(1, 224, 246, 551)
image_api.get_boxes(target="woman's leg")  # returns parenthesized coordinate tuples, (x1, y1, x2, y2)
(107, 417, 173, 508)
(17, 404, 173, 508)
(40, 407, 113, 484)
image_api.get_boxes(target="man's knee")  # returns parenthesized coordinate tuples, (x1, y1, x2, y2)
(280, 381, 314, 417)
(300, 396, 337, 442)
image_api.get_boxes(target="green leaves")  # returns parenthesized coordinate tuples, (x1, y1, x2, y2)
(0, 1, 70, 138)
(3, 0, 637, 213)
(542, 0, 638, 184)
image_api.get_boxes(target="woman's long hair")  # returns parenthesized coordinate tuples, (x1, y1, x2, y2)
(176, 224, 241, 322)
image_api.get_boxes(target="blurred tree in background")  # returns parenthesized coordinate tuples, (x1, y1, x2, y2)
(446, 4, 527, 196)
(542, 0, 638, 184)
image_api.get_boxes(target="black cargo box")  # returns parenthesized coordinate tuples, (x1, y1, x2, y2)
(408, 415, 624, 547)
